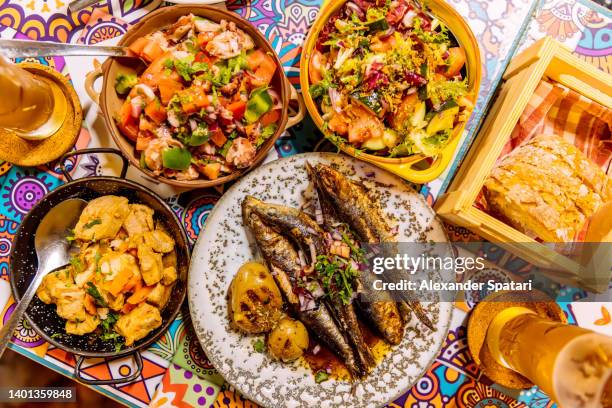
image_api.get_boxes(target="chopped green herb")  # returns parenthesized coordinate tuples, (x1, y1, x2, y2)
(84, 218, 102, 229)
(253, 339, 265, 353)
(51, 333, 63, 339)
(314, 254, 357, 305)
(86, 282, 107, 307)
(256, 124, 278, 147)
(314, 370, 329, 383)
(69, 257, 83, 274)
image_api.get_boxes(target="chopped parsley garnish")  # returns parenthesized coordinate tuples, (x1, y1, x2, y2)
(83, 218, 102, 229)
(314, 370, 330, 383)
(86, 282, 107, 307)
(314, 254, 357, 305)
(69, 257, 83, 274)
(253, 339, 265, 353)
(51, 333, 63, 339)
(256, 124, 278, 147)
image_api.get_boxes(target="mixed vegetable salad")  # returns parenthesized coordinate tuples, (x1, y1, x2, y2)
(115, 15, 281, 181)
(309, 0, 474, 157)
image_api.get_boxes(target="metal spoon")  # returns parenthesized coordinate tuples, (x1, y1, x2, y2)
(0, 39, 136, 59)
(0, 198, 87, 358)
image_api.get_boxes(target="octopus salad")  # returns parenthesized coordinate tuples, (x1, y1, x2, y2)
(115, 15, 281, 181)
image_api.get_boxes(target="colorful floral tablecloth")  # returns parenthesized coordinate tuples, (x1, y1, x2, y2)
(0, 0, 610, 407)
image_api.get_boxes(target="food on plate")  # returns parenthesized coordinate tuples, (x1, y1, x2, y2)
(484, 134, 611, 242)
(115, 14, 282, 181)
(235, 164, 434, 381)
(36, 196, 178, 348)
(228, 261, 283, 334)
(309, 0, 473, 157)
(267, 317, 309, 362)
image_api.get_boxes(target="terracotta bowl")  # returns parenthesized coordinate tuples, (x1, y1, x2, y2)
(300, 0, 481, 184)
(86, 5, 305, 188)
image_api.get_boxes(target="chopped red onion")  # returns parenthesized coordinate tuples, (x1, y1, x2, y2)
(312, 344, 321, 355)
(346, 2, 365, 19)
(130, 96, 144, 119)
(378, 26, 396, 39)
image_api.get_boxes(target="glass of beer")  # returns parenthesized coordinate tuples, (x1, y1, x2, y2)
(0, 56, 67, 139)
(486, 307, 612, 408)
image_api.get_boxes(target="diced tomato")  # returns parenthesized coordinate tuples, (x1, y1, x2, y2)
(199, 162, 222, 180)
(158, 77, 184, 105)
(136, 132, 154, 151)
(178, 86, 210, 115)
(141, 41, 164, 63)
(117, 99, 139, 142)
(247, 49, 266, 70)
(309, 50, 327, 85)
(328, 112, 349, 135)
(226, 100, 247, 121)
(128, 37, 149, 55)
(197, 32, 216, 48)
(145, 99, 167, 123)
(247, 49, 277, 88)
(210, 127, 227, 147)
(445, 47, 466, 78)
(260, 109, 280, 126)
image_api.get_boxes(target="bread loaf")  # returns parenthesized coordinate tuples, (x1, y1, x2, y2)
(484, 134, 610, 242)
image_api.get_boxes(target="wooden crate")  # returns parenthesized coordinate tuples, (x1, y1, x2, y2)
(435, 37, 612, 292)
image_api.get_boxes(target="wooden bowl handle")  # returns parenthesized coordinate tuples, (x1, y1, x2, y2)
(286, 83, 305, 129)
(84, 59, 103, 105)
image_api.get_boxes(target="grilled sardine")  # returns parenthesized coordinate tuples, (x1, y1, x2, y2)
(242, 197, 362, 377)
(245, 196, 375, 376)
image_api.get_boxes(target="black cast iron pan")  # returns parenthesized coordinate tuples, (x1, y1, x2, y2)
(9, 148, 190, 385)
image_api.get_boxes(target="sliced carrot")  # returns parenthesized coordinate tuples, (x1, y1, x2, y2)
(121, 302, 136, 314)
(84, 294, 97, 315)
(122, 272, 142, 293)
(127, 284, 154, 305)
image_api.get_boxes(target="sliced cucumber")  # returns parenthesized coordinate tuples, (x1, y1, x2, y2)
(426, 106, 459, 136)
(351, 91, 383, 116)
(362, 136, 386, 150)
(410, 101, 427, 128)
(366, 18, 389, 33)
(383, 129, 399, 148)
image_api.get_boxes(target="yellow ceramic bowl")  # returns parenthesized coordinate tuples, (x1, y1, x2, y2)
(300, 0, 481, 184)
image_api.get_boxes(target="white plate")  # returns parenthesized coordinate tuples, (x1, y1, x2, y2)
(188, 153, 452, 408)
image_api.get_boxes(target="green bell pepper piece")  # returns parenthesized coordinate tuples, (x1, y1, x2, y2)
(162, 148, 192, 170)
(244, 88, 273, 123)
